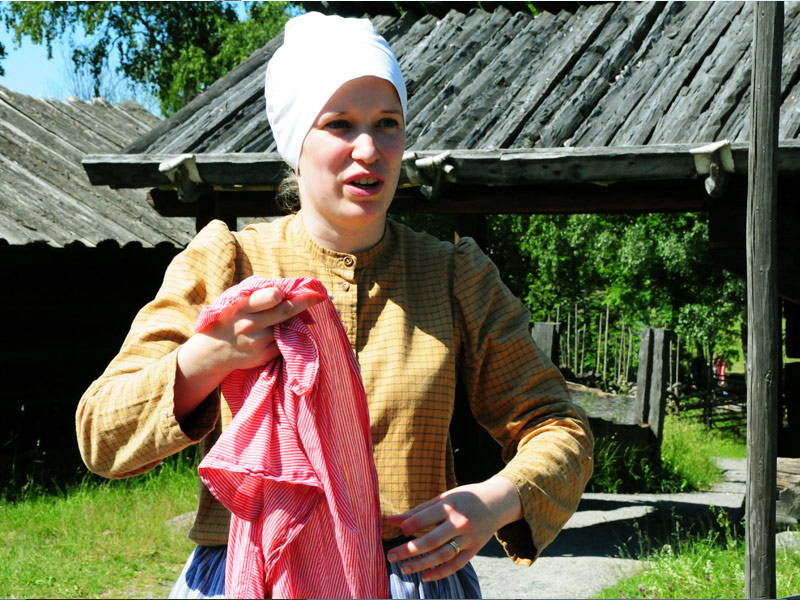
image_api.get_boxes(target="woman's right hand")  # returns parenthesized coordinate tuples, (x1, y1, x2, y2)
(173, 287, 325, 421)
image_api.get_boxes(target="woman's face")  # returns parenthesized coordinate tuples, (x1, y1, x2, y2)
(297, 76, 405, 245)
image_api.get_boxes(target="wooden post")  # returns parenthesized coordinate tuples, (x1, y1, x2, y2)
(746, 3, 782, 598)
(617, 316, 626, 385)
(580, 325, 586, 375)
(635, 328, 671, 450)
(532, 322, 561, 365)
(635, 328, 654, 426)
(566, 310, 572, 368)
(626, 328, 634, 385)
(603, 303, 610, 384)
(574, 303, 579, 374)
(648, 329, 671, 449)
(596, 313, 602, 376)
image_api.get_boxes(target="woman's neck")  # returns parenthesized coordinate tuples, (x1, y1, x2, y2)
(300, 210, 386, 254)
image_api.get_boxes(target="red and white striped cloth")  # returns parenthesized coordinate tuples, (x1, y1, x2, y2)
(196, 276, 388, 599)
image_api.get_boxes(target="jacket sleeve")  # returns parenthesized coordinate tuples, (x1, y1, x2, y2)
(453, 237, 594, 565)
(76, 220, 238, 478)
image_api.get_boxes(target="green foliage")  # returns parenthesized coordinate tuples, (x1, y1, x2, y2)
(486, 213, 744, 363)
(588, 414, 746, 494)
(1, 1, 290, 116)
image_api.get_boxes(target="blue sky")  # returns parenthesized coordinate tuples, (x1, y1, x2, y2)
(0, 2, 254, 115)
(0, 27, 69, 98)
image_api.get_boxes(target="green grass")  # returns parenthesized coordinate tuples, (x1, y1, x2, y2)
(592, 511, 800, 599)
(0, 454, 198, 599)
(588, 413, 746, 494)
(589, 414, 800, 599)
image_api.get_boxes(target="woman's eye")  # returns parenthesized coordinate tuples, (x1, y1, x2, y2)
(325, 119, 350, 130)
(378, 118, 400, 128)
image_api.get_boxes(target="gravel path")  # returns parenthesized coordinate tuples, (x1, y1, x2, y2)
(472, 458, 747, 599)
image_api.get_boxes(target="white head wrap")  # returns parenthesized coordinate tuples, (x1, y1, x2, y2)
(265, 12, 407, 171)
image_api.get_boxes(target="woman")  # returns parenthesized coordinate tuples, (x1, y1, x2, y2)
(77, 12, 593, 599)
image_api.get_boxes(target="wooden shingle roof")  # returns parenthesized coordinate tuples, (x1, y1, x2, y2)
(0, 86, 195, 247)
(83, 2, 800, 214)
(120, 2, 800, 154)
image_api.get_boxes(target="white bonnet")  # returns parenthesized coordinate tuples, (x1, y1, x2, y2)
(264, 11, 407, 170)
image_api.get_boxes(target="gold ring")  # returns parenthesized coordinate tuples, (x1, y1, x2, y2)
(448, 539, 461, 556)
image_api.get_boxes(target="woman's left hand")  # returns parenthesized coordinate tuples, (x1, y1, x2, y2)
(385, 476, 523, 582)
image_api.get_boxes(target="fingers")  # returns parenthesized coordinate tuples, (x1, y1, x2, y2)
(387, 532, 471, 583)
(387, 482, 513, 582)
(245, 287, 284, 312)
(244, 287, 326, 324)
(412, 540, 472, 583)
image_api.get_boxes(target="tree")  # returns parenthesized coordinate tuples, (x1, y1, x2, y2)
(485, 212, 745, 375)
(0, 1, 291, 116)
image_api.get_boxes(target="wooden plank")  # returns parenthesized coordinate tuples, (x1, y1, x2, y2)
(205, 100, 271, 154)
(567, 384, 644, 426)
(375, 13, 438, 63)
(777, 2, 800, 138)
(410, 10, 558, 149)
(0, 88, 119, 154)
(532, 322, 561, 365)
(44, 97, 147, 150)
(110, 100, 161, 134)
(719, 3, 800, 142)
(124, 32, 285, 153)
(635, 328, 654, 424)
(474, 3, 617, 149)
(530, 2, 665, 148)
(615, 2, 745, 145)
(647, 328, 671, 448)
(0, 92, 93, 163)
(396, 9, 469, 98)
(157, 73, 266, 154)
(575, 2, 714, 146)
(652, 3, 754, 144)
(374, 11, 417, 48)
(403, 8, 514, 126)
(777, 457, 800, 523)
(745, 3, 782, 597)
(0, 126, 192, 246)
(405, 9, 535, 137)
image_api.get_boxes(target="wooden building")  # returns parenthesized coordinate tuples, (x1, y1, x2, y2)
(83, 2, 800, 456)
(0, 87, 196, 487)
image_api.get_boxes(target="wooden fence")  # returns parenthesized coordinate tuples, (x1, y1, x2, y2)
(534, 322, 672, 452)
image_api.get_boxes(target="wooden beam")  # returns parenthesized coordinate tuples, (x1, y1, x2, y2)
(746, 3, 782, 598)
(391, 180, 713, 214)
(146, 179, 714, 219)
(82, 142, 800, 191)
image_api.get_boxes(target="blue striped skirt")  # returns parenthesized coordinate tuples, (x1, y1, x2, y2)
(169, 538, 481, 599)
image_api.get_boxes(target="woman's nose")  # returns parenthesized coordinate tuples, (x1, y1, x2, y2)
(351, 131, 380, 163)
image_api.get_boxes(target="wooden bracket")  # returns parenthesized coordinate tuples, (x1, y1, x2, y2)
(401, 151, 455, 201)
(158, 154, 205, 204)
(691, 140, 735, 198)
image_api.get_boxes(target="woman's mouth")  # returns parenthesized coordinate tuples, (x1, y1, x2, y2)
(349, 177, 381, 189)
